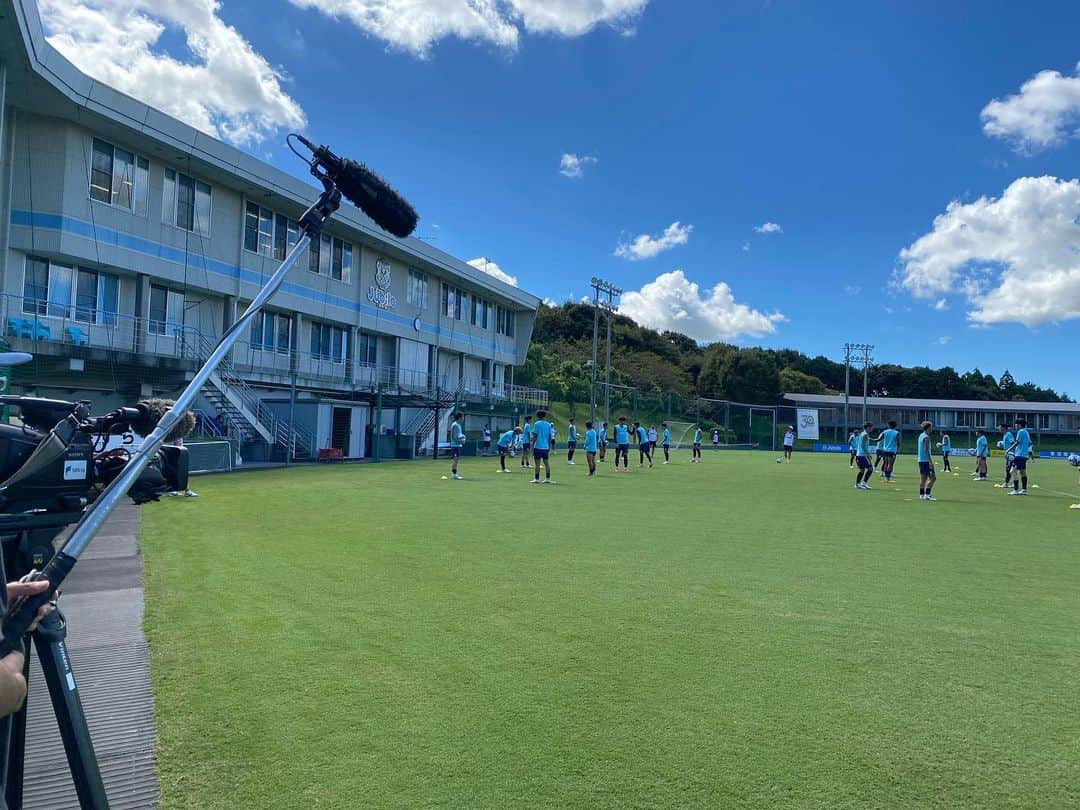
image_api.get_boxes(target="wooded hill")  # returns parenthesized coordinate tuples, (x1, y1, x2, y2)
(516, 302, 1070, 406)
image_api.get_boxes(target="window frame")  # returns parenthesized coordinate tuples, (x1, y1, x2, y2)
(89, 137, 150, 216)
(162, 167, 212, 236)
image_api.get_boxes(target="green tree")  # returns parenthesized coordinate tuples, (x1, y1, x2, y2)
(779, 368, 831, 395)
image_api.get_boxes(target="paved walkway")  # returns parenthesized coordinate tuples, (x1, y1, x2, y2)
(23, 502, 158, 809)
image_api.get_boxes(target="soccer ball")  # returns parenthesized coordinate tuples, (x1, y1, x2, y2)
(775, 457, 783, 464)
(1068, 453, 1080, 468)
(996, 441, 1004, 449)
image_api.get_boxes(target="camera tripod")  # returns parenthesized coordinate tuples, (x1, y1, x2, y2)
(0, 516, 108, 809)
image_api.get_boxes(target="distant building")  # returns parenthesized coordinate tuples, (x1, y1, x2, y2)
(783, 393, 1080, 437)
(0, 0, 545, 459)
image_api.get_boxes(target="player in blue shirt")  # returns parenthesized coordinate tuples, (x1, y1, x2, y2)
(848, 430, 859, 468)
(530, 409, 554, 483)
(872, 420, 900, 482)
(566, 417, 579, 465)
(449, 412, 466, 480)
(633, 421, 653, 468)
(520, 416, 533, 468)
(1006, 418, 1032, 495)
(938, 432, 952, 472)
(661, 422, 672, 464)
(597, 421, 607, 461)
(974, 428, 989, 481)
(691, 424, 702, 463)
(854, 421, 875, 490)
(614, 416, 631, 471)
(583, 420, 598, 476)
(917, 420, 937, 500)
(496, 426, 521, 473)
(998, 423, 1016, 488)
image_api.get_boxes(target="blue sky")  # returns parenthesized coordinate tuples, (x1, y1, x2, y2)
(40, 0, 1080, 395)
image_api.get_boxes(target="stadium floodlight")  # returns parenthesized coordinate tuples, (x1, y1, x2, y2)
(588, 279, 622, 423)
(843, 343, 875, 430)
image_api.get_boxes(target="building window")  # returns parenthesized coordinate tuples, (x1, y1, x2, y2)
(244, 203, 300, 260)
(496, 306, 515, 337)
(310, 322, 348, 362)
(441, 283, 455, 318)
(308, 234, 349, 282)
(357, 332, 377, 365)
(163, 169, 211, 236)
(1038, 413, 1051, 430)
(250, 312, 291, 354)
(90, 138, 149, 215)
(955, 410, 968, 427)
(407, 269, 428, 309)
(148, 285, 184, 335)
(456, 290, 467, 321)
(22, 257, 118, 324)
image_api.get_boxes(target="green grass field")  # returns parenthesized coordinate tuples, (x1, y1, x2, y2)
(141, 451, 1080, 808)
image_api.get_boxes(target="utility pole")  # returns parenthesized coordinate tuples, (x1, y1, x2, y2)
(843, 343, 874, 430)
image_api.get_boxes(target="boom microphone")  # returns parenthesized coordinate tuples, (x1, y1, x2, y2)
(293, 135, 418, 238)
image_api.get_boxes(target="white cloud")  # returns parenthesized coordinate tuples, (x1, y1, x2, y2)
(754, 222, 782, 234)
(936, 335, 952, 345)
(981, 63, 1080, 152)
(39, 0, 306, 147)
(467, 257, 518, 287)
(289, 0, 649, 57)
(541, 296, 558, 307)
(614, 221, 692, 261)
(843, 284, 862, 296)
(896, 175, 1080, 327)
(741, 241, 751, 252)
(559, 153, 597, 178)
(933, 298, 949, 311)
(618, 269, 785, 342)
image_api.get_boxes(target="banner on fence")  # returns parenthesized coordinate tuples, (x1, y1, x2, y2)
(796, 409, 820, 440)
(813, 443, 849, 453)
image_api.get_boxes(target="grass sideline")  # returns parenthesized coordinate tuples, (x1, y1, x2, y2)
(142, 452, 1080, 808)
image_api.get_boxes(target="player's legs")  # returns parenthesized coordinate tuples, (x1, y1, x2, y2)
(534, 451, 542, 481)
(543, 452, 551, 481)
(499, 449, 507, 471)
(664, 444, 670, 462)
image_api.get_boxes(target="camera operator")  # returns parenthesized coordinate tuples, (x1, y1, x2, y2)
(0, 581, 55, 717)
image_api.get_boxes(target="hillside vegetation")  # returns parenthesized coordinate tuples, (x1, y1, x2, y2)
(516, 303, 1069, 407)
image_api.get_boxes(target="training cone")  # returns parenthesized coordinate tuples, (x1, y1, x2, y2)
(440, 475, 448, 480)
(1032, 484, 1041, 489)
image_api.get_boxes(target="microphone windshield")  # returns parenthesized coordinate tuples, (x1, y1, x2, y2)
(335, 159, 418, 238)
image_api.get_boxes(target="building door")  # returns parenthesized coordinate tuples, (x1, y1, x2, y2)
(331, 407, 351, 453)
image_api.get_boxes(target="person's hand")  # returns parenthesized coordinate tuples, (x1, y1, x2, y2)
(7, 580, 57, 633)
(0, 648, 27, 716)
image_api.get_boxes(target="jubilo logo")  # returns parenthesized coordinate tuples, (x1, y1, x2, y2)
(368, 258, 397, 310)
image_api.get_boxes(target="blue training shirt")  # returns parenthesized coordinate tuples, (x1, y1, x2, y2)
(568, 424, 578, 442)
(498, 430, 515, 448)
(917, 432, 932, 463)
(636, 426, 648, 443)
(849, 433, 858, 450)
(693, 428, 702, 443)
(1014, 428, 1032, 458)
(584, 428, 597, 452)
(663, 428, 671, 445)
(1002, 430, 1014, 452)
(532, 420, 552, 450)
(975, 435, 988, 457)
(857, 430, 871, 458)
(615, 424, 630, 444)
(881, 428, 899, 453)
(941, 436, 951, 452)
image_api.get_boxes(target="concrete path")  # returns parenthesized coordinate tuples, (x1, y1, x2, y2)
(22, 501, 158, 809)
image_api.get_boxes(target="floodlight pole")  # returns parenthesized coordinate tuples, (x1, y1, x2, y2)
(843, 342, 874, 429)
(589, 278, 621, 426)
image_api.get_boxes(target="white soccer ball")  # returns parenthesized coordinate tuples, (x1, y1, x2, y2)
(776, 457, 783, 464)
(1068, 453, 1080, 468)
(996, 441, 1004, 449)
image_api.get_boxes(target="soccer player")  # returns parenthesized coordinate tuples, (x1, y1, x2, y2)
(691, 424, 703, 463)
(1005, 418, 1031, 495)
(482, 426, 492, 455)
(530, 409, 554, 484)
(496, 426, 521, 472)
(848, 430, 859, 468)
(597, 421, 607, 461)
(550, 421, 557, 454)
(917, 420, 937, 500)
(634, 421, 653, 468)
(854, 421, 875, 489)
(566, 417, 578, 465)
(520, 416, 533, 468)
(648, 425, 658, 455)
(782, 425, 795, 463)
(877, 420, 900, 482)
(614, 417, 631, 471)
(584, 420, 598, 476)
(999, 423, 1015, 488)
(661, 422, 672, 464)
(712, 429, 720, 448)
(449, 412, 466, 480)
(939, 432, 952, 472)
(974, 428, 989, 481)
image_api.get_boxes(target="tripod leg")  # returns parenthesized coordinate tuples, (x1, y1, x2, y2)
(32, 610, 109, 809)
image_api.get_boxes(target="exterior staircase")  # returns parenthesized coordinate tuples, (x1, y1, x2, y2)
(185, 333, 317, 460)
(405, 380, 461, 456)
